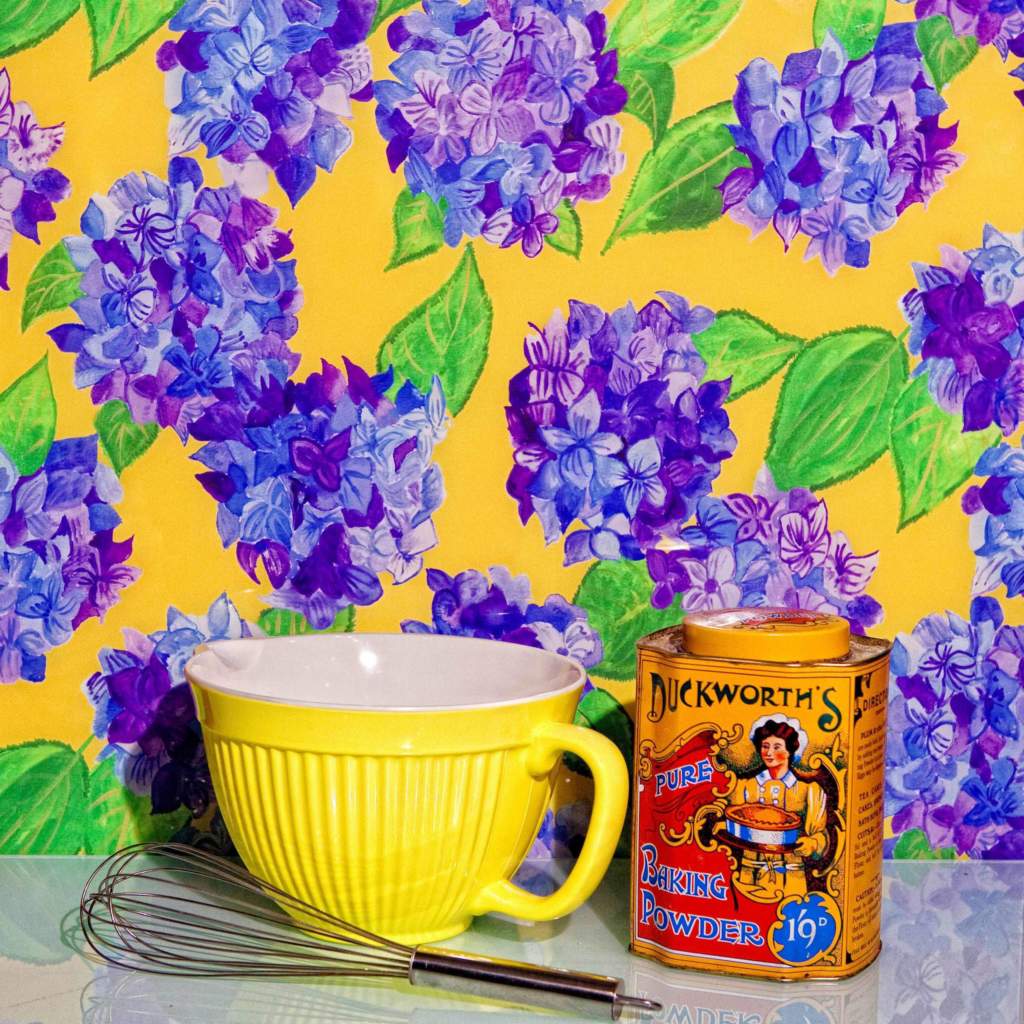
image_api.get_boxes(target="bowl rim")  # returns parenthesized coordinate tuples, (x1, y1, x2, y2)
(184, 632, 588, 711)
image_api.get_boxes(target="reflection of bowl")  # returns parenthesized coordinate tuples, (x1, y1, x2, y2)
(725, 804, 801, 848)
(185, 634, 627, 945)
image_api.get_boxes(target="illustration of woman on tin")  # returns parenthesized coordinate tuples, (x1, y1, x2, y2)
(714, 716, 841, 901)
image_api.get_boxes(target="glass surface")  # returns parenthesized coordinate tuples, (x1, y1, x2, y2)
(0, 858, 1021, 1024)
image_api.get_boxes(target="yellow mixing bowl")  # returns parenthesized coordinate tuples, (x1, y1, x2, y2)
(185, 633, 628, 944)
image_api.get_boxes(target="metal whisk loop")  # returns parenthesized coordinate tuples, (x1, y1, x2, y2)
(79, 843, 661, 1020)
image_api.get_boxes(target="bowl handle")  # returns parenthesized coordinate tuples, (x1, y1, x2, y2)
(468, 721, 628, 922)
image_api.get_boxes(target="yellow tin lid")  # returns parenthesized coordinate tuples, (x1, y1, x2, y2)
(682, 607, 851, 662)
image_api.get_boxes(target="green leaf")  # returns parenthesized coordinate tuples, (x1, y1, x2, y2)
(621, 63, 675, 148)
(892, 827, 957, 860)
(0, 0, 79, 57)
(82, 0, 183, 77)
(0, 741, 87, 853)
(565, 688, 635, 779)
(812, 0, 885, 60)
(604, 101, 746, 253)
(0, 858, 97, 964)
(386, 189, 445, 271)
(83, 759, 190, 854)
(95, 399, 159, 475)
(371, 0, 417, 32)
(916, 15, 978, 90)
(889, 374, 997, 530)
(574, 559, 681, 681)
(547, 202, 582, 259)
(609, 0, 743, 67)
(693, 310, 802, 401)
(257, 606, 355, 635)
(0, 355, 56, 476)
(21, 241, 84, 332)
(377, 245, 492, 416)
(767, 327, 907, 491)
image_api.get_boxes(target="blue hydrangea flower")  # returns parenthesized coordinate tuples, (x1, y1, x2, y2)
(720, 26, 963, 273)
(902, 225, 1024, 435)
(963, 440, 1024, 597)
(0, 438, 138, 684)
(886, 595, 1024, 857)
(158, 0, 376, 206)
(0, 68, 72, 291)
(402, 565, 603, 669)
(49, 158, 301, 442)
(506, 293, 735, 563)
(83, 594, 252, 815)
(194, 359, 448, 628)
(645, 466, 883, 632)
(374, 0, 627, 256)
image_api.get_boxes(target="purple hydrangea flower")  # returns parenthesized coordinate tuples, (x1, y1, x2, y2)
(506, 293, 736, 563)
(193, 359, 448, 628)
(401, 565, 603, 668)
(886, 595, 1024, 857)
(374, 0, 627, 257)
(899, 0, 1024, 104)
(0, 68, 71, 290)
(159, 0, 376, 206)
(83, 594, 253, 815)
(719, 26, 963, 273)
(49, 158, 301, 442)
(0, 437, 139, 684)
(903, 225, 1024, 435)
(963, 439, 1024, 597)
(645, 466, 883, 633)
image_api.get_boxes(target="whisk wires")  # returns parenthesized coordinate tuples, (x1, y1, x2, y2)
(80, 843, 415, 980)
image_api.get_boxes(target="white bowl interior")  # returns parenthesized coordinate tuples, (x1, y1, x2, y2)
(185, 633, 586, 710)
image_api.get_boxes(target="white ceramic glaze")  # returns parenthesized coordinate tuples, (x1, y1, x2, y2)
(185, 632, 586, 710)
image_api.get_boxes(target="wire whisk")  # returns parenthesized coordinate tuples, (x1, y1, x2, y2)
(80, 844, 661, 1020)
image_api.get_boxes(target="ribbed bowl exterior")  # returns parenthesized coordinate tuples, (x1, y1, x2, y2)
(202, 728, 554, 943)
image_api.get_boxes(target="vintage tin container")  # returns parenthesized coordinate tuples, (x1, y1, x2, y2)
(631, 607, 891, 981)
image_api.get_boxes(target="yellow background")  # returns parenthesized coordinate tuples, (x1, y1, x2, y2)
(0, 0, 1018, 769)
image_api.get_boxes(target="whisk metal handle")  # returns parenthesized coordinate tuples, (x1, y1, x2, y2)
(409, 948, 661, 1020)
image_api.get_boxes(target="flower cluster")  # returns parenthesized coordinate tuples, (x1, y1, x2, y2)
(50, 158, 301, 442)
(900, 0, 1024, 105)
(886, 596, 1024, 858)
(401, 565, 603, 669)
(902, 224, 1024, 435)
(963, 440, 1024, 598)
(374, 0, 627, 257)
(159, 0, 376, 206)
(84, 595, 252, 815)
(506, 293, 736, 564)
(194, 359, 448, 627)
(645, 467, 883, 634)
(0, 438, 139, 684)
(0, 68, 71, 291)
(719, 26, 963, 273)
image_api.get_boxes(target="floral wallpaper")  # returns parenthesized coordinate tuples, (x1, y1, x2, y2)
(0, 0, 1022, 864)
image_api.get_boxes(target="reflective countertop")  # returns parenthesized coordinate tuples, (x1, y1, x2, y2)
(0, 857, 1020, 1023)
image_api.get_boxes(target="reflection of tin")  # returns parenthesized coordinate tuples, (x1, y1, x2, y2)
(631, 608, 891, 980)
(629, 956, 881, 1024)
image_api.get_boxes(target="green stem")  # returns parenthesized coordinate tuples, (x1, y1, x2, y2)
(76, 736, 93, 757)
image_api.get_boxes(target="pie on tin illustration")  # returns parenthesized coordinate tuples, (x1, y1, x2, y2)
(724, 804, 802, 851)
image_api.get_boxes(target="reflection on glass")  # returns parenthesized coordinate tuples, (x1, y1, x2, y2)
(879, 862, 1024, 1024)
(629, 958, 879, 1024)
(0, 858, 97, 966)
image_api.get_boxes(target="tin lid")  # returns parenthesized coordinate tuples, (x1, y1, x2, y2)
(682, 607, 851, 662)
